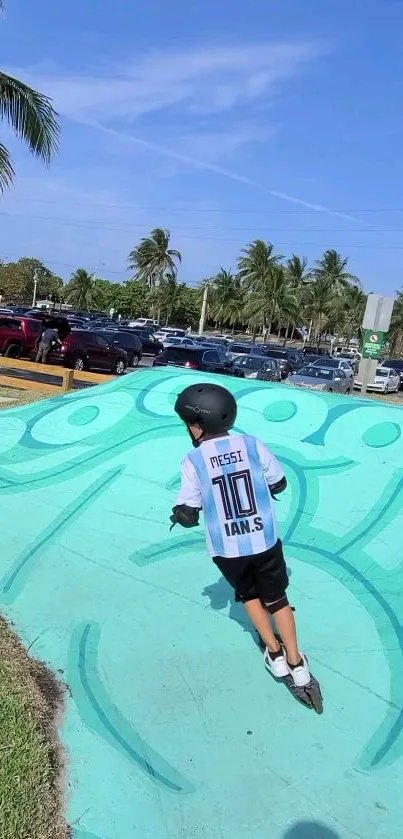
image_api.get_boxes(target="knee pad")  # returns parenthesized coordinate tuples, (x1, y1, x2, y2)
(265, 595, 288, 614)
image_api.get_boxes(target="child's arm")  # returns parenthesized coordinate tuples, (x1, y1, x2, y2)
(170, 456, 203, 530)
(256, 440, 287, 497)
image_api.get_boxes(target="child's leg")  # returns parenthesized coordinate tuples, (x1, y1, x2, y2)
(266, 598, 300, 665)
(243, 598, 281, 652)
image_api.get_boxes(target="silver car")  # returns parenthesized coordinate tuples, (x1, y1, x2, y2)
(311, 357, 354, 379)
(286, 365, 352, 394)
(232, 354, 269, 379)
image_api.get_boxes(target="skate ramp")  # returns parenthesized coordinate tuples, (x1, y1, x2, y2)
(0, 368, 402, 839)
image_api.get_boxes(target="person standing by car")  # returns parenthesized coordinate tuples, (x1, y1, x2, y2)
(35, 327, 61, 363)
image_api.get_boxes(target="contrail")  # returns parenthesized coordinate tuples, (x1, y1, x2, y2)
(89, 120, 362, 225)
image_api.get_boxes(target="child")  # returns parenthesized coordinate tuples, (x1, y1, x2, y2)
(171, 382, 311, 687)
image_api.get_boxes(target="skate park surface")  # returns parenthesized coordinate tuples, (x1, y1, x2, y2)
(0, 368, 402, 839)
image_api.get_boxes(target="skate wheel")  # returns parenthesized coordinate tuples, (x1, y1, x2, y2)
(304, 684, 323, 715)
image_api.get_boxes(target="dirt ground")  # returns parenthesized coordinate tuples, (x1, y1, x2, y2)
(0, 385, 53, 409)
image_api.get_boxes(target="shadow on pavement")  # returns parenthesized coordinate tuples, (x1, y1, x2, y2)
(282, 822, 341, 839)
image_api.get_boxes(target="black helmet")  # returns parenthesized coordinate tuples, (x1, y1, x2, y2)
(175, 383, 237, 434)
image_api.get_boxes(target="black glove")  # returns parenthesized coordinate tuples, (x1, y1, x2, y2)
(170, 504, 200, 531)
(269, 476, 287, 499)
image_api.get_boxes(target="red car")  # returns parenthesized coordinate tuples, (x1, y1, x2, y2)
(47, 330, 128, 374)
(0, 314, 42, 357)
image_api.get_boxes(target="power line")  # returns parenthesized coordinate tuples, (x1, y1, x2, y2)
(1, 211, 403, 244)
(3, 197, 403, 215)
(2, 209, 403, 233)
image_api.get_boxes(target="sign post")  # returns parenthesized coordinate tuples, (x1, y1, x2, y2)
(362, 330, 385, 359)
(358, 295, 394, 394)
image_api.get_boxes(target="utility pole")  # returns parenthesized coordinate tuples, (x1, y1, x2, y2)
(32, 269, 39, 308)
(199, 283, 209, 335)
(358, 294, 394, 394)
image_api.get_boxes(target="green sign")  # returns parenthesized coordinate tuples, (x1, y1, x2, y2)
(362, 329, 385, 359)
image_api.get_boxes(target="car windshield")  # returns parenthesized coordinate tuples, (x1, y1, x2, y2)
(265, 349, 288, 359)
(376, 369, 388, 377)
(234, 356, 264, 369)
(164, 337, 181, 345)
(312, 358, 337, 368)
(164, 347, 197, 360)
(230, 344, 250, 353)
(297, 366, 334, 380)
(384, 359, 403, 370)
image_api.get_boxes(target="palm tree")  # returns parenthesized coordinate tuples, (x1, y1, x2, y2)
(313, 249, 360, 292)
(303, 275, 336, 349)
(0, 2, 59, 191)
(66, 269, 96, 310)
(151, 270, 184, 325)
(128, 228, 181, 288)
(284, 255, 310, 344)
(342, 285, 366, 348)
(388, 291, 403, 356)
(238, 240, 282, 340)
(209, 269, 237, 332)
(225, 276, 245, 334)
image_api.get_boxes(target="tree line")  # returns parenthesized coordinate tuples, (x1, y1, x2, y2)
(1, 229, 402, 352)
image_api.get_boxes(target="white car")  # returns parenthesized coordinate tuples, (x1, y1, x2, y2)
(128, 318, 158, 328)
(153, 327, 186, 341)
(161, 336, 195, 349)
(312, 357, 354, 379)
(355, 366, 400, 394)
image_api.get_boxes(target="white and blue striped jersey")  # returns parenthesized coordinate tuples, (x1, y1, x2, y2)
(176, 433, 285, 558)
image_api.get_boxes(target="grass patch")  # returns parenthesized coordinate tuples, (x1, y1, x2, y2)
(0, 616, 69, 839)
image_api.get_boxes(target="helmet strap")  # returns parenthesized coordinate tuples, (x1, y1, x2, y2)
(186, 424, 205, 448)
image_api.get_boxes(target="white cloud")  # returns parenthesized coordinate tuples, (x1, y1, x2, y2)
(6, 40, 363, 224)
(8, 41, 326, 124)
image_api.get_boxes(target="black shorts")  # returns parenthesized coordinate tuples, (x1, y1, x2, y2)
(213, 539, 288, 603)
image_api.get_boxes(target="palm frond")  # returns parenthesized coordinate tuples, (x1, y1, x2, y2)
(0, 140, 14, 190)
(0, 72, 59, 164)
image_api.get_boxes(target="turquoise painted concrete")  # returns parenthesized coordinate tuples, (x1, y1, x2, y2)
(0, 369, 402, 838)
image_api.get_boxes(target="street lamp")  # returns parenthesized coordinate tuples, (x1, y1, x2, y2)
(32, 269, 39, 308)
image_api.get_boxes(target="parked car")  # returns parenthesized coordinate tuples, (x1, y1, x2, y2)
(286, 365, 352, 394)
(311, 356, 354, 379)
(128, 317, 158, 328)
(161, 336, 195, 349)
(95, 330, 142, 367)
(336, 353, 359, 374)
(380, 358, 403, 389)
(262, 348, 303, 378)
(254, 358, 283, 383)
(302, 345, 331, 357)
(232, 354, 280, 380)
(0, 314, 43, 358)
(302, 353, 324, 366)
(153, 345, 240, 375)
(23, 311, 71, 340)
(3, 305, 32, 315)
(123, 327, 164, 356)
(227, 342, 267, 361)
(46, 330, 128, 374)
(154, 327, 186, 341)
(354, 366, 400, 394)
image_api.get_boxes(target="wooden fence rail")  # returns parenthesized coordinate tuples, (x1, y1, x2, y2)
(0, 356, 115, 393)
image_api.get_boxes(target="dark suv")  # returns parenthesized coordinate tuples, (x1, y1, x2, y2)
(153, 345, 239, 375)
(47, 330, 128, 374)
(124, 327, 164, 356)
(0, 315, 42, 357)
(95, 330, 143, 367)
(263, 347, 303, 378)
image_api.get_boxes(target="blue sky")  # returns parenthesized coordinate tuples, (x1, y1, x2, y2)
(1, 0, 403, 294)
